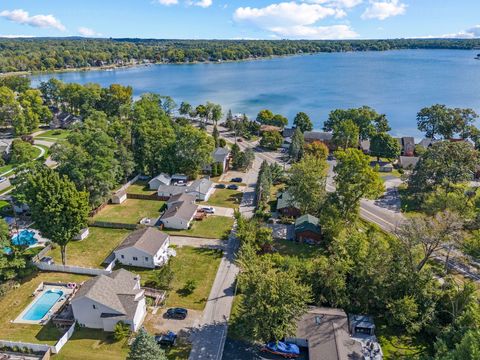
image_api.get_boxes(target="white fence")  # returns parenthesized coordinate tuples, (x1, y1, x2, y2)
(115, 174, 141, 194)
(52, 323, 75, 354)
(34, 262, 111, 276)
(104, 258, 117, 272)
(0, 340, 52, 353)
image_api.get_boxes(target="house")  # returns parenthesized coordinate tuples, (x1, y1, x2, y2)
(282, 127, 296, 139)
(157, 185, 188, 199)
(395, 137, 415, 156)
(167, 193, 196, 209)
(49, 111, 82, 130)
(360, 139, 370, 154)
(0, 140, 12, 159)
(370, 161, 393, 173)
(148, 173, 171, 190)
(114, 227, 170, 268)
(418, 137, 439, 149)
(186, 178, 214, 201)
(71, 269, 146, 332)
(295, 214, 322, 244)
(285, 307, 363, 360)
(276, 191, 301, 218)
(112, 189, 127, 204)
(212, 147, 231, 173)
(74, 228, 90, 241)
(303, 131, 334, 150)
(160, 201, 198, 230)
(398, 156, 419, 170)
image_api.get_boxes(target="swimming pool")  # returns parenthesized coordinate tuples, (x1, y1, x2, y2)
(22, 289, 64, 321)
(11, 230, 38, 247)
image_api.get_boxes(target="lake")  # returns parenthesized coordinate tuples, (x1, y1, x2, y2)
(30, 49, 480, 137)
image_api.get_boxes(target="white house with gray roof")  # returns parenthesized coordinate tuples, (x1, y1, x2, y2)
(113, 227, 170, 269)
(71, 269, 146, 332)
(160, 201, 198, 230)
(148, 173, 171, 190)
(186, 178, 214, 201)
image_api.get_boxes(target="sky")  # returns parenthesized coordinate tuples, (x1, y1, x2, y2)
(0, 0, 479, 40)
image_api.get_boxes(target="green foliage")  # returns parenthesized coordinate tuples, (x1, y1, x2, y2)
(255, 161, 274, 212)
(260, 131, 283, 150)
(0, 218, 28, 281)
(15, 165, 89, 265)
(256, 110, 288, 127)
(144, 264, 174, 291)
(127, 329, 166, 360)
(181, 279, 197, 296)
(303, 140, 329, 160)
(231, 144, 254, 171)
(370, 132, 401, 161)
(288, 127, 304, 162)
(113, 321, 131, 342)
(293, 112, 313, 133)
(9, 139, 37, 165)
(463, 231, 480, 258)
(332, 119, 360, 150)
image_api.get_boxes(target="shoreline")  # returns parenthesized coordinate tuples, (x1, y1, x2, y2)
(2, 48, 477, 78)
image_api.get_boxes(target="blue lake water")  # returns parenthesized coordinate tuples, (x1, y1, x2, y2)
(30, 49, 480, 137)
(22, 289, 63, 321)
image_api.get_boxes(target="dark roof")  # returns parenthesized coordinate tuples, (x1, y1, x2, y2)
(276, 191, 299, 211)
(304, 131, 333, 142)
(295, 214, 321, 234)
(293, 307, 363, 360)
(115, 227, 169, 256)
(161, 201, 198, 222)
(282, 128, 296, 138)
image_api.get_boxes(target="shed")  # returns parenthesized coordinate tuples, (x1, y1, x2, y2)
(295, 214, 322, 244)
(112, 189, 127, 204)
(74, 228, 90, 241)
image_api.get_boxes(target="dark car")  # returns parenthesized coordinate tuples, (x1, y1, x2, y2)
(216, 183, 226, 189)
(227, 184, 239, 190)
(165, 307, 188, 320)
(231, 177, 243, 183)
(155, 331, 177, 347)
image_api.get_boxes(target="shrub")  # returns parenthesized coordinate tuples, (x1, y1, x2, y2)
(181, 279, 197, 295)
(113, 321, 131, 342)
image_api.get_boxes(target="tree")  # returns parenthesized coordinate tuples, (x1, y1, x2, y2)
(210, 103, 223, 125)
(0, 218, 28, 281)
(256, 109, 288, 127)
(179, 101, 192, 117)
(417, 104, 478, 139)
(0, 75, 31, 93)
(15, 166, 89, 265)
(99, 84, 133, 117)
(332, 119, 359, 150)
(304, 140, 329, 160)
(113, 321, 131, 342)
(395, 211, 464, 272)
(0, 86, 20, 128)
(370, 132, 401, 161)
(293, 112, 313, 132)
(288, 127, 304, 161)
(333, 149, 384, 221)
(260, 131, 283, 150)
(287, 155, 328, 215)
(127, 329, 166, 360)
(212, 125, 220, 147)
(9, 139, 37, 164)
(235, 256, 311, 342)
(159, 95, 176, 115)
(324, 106, 388, 141)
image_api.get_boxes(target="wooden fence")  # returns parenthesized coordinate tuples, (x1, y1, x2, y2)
(126, 193, 168, 201)
(88, 220, 140, 230)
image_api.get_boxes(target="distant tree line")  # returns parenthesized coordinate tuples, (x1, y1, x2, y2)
(1, 38, 480, 73)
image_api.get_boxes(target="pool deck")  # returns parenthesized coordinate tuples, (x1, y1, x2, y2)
(13, 283, 75, 325)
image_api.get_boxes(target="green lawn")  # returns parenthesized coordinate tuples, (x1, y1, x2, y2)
(93, 199, 166, 224)
(274, 239, 325, 259)
(0, 272, 91, 344)
(35, 129, 71, 140)
(48, 227, 132, 267)
(120, 247, 222, 310)
(0, 164, 15, 175)
(126, 181, 156, 196)
(165, 216, 234, 239)
(201, 189, 242, 209)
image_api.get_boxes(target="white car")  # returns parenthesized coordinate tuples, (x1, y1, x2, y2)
(200, 206, 215, 214)
(0, 177, 6, 183)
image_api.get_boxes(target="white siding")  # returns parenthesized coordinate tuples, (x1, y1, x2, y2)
(114, 248, 155, 269)
(162, 216, 191, 230)
(132, 297, 147, 331)
(72, 298, 121, 330)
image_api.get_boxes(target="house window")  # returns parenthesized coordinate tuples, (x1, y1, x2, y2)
(92, 304, 96, 309)
(145, 257, 149, 261)
(133, 256, 138, 261)
(120, 255, 124, 259)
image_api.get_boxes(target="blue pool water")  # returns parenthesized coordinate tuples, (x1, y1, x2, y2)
(22, 290, 64, 321)
(12, 230, 38, 247)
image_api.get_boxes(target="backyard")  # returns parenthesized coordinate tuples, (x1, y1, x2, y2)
(34, 129, 71, 141)
(0, 272, 91, 344)
(119, 246, 223, 310)
(201, 189, 242, 209)
(48, 227, 132, 267)
(93, 199, 166, 224)
(165, 216, 234, 239)
(126, 181, 157, 196)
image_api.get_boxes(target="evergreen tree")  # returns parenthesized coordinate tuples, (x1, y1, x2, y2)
(127, 330, 166, 360)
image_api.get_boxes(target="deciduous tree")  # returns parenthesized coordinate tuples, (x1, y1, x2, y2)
(293, 112, 313, 132)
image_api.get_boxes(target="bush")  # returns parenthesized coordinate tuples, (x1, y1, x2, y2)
(113, 321, 131, 342)
(181, 279, 197, 296)
(144, 264, 174, 291)
(9, 139, 37, 164)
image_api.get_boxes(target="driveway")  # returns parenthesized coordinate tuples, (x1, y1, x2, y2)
(266, 224, 295, 240)
(209, 206, 235, 218)
(170, 236, 225, 249)
(145, 309, 203, 335)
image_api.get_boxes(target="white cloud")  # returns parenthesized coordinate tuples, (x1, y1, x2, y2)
(0, 34, 35, 38)
(156, 0, 179, 5)
(78, 27, 101, 37)
(190, 0, 212, 8)
(0, 9, 65, 31)
(422, 25, 480, 39)
(233, 2, 356, 39)
(304, 0, 363, 8)
(361, 0, 406, 20)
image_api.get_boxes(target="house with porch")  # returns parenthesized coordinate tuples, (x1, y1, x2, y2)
(295, 214, 322, 244)
(276, 191, 301, 218)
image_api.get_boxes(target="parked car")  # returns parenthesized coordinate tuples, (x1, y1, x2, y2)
(216, 183, 226, 189)
(227, 184, 239, 190)
(165, 307, 188, 320)
(200, 206, 215, 214)
(261, 341, 300, 358)
(155, 331, 177, 347)
(231, 177, 243, 183)
(40, 256, 54, 265)
(0, 177, 7, 183)
(237, 138, 243, 142)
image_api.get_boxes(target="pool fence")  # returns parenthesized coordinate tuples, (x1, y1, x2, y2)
(34, 262, 111, 276)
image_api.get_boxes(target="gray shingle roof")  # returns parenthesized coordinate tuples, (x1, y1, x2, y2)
(276, 191, 299, 210)
(212, 147, 230, 163)
(304, 131, 333, 142)
(157, 185, 189, 196)
(115, 227, 169, 256)
(187, 178, 213, 196)
(73, 269, 142, 317)
(161, 201, 198, 221)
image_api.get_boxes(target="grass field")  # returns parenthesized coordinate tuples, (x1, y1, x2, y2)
(126, 181, 157, 196)
(48, 227, 132, 267)
(165, 216, 234, 239)
(35, 129, 71, 140)
(274, 239, 325, 259)
(93, 199, 165, 224)
(120, 247, 222, 310)
(0, 272, 91, 344)
(201, 189, 242, 209)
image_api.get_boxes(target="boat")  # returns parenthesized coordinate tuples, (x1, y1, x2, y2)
(475, 53, 480, 60)
(261, 341, 300, 358)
